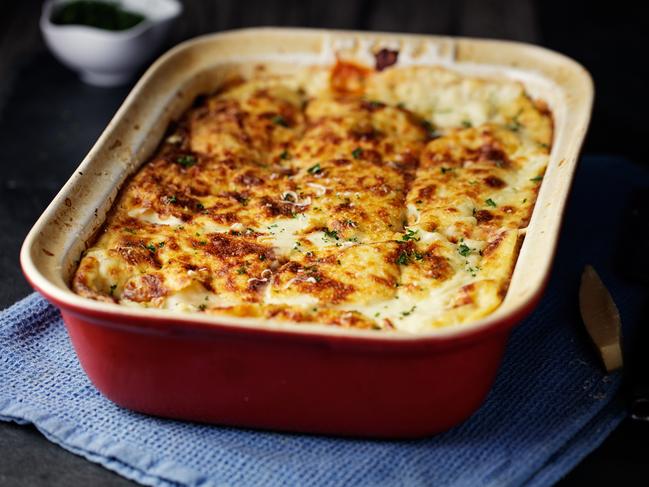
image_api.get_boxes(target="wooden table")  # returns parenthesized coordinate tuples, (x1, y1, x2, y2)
(1, 1, 648, 485)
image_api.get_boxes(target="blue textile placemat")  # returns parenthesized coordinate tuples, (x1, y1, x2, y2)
(1, 155, 647, 487)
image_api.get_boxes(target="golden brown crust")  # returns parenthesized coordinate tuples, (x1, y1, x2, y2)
(71, 62, 552, 333)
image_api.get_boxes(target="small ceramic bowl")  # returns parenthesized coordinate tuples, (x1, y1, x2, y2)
(40, 0, 182, 87)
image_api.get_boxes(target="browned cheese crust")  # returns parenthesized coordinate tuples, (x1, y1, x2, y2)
(72, 60, 553, 333)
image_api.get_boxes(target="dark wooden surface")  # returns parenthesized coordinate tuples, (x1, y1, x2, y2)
(1, 1, 648, 485)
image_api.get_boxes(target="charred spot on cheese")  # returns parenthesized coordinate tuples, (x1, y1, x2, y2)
(484, 176, 506, 188)
(200, 233, 275, 261)
(234, 170, 265, 187)
(71, 62, 552, 332)
(122, 274, 167, 303)
(374, 48, 399, 72)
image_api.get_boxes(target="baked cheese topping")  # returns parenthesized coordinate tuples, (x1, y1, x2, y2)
(72, 60, 552, 333)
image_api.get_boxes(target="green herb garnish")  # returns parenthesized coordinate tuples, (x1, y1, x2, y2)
(402, 228, 420, 242)
(352, 147, 363, 159)
(176, 154, 197, 168)
(507, 110, 524, 132)
(307, 163, 322, 175)
(485, 198, 497, 207)
(323, 228, 339, 240)
(458, 243, 472, 257)
(420, 119, 437, 138)
(271, 115, 289, 127)
(530, 176, 543, 182)
(400, 306, 416, 318)
(396, 251, 410, 265)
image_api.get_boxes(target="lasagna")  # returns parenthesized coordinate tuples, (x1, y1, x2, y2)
(72, 58, 553, 333)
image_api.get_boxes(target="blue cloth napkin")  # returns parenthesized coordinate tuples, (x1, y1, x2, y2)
(1, 155, 647, 487)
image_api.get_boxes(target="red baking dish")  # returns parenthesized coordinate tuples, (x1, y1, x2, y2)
(20, 28, 593, 438)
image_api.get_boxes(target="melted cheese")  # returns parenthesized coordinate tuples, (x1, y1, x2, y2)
(71, 60, 552, 333)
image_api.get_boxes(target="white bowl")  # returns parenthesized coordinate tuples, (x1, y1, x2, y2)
(40, 0, 182, 86)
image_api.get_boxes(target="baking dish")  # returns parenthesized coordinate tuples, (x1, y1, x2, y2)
(20, 28, 593, 438)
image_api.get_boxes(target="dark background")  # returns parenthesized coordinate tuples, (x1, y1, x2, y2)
(1, 0, 648, 485)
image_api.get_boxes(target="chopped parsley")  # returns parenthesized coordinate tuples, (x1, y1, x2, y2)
(165, 195, 177, 204)
(507, 120, 523, 132)
(461, 120, 472, 128)
(402, 228, 420, 242)
(440, 167, 454, 174)
(176, 154, 197, 168)
(279, 150, 290, 160)
(157, 241, 165, 248)
(236, 266, 247, 275)
(507, 111, 524, 132)
(196, 202, 205, 210)
(271, 115, 289, 127)
(144, 243, 157, 253)
(352, 147, 363, 159)
(465, 263, 479, 277)
(458, 243, 472, 257)
(530, 176, 543, 182)
(323, 228, 339, 240)
(259, 254, 266, 261)
(400, 306, 416, 318)
(198, 304, 207, 311)
(420, 119, 437, 138)
(109, 284, 117, 296)
(396, 251, 409, 266)
(307, 163, 322, 175)
(396, 250, 423, 266)
(485, 198, 497, 207)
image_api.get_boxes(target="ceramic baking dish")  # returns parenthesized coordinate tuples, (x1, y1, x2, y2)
(20, 28, 593, 438)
